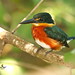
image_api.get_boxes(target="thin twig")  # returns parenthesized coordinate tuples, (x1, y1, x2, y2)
(11, 0, 44, 34)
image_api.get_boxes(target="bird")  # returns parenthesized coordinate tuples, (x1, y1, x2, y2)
(20, 12, 75, 52)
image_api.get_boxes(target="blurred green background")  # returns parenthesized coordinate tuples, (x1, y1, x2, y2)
(0, 0, 75, 75)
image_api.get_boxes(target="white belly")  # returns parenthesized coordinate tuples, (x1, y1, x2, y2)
(35, 39, 50, 48)
(35, 39, 71, 50)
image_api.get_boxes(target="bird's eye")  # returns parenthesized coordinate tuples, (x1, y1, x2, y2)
(34, 18, 44, 22)
(40, 18, 44, 21)
(35, 18, 40, 21)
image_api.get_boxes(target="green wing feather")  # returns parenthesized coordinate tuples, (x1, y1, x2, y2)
(44, 25, 69, 47)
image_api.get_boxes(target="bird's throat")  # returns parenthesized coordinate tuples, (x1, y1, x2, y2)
(32, 23, 55, 27)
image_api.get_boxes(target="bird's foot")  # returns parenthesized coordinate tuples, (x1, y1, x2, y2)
(36, 46, 44, 54)
(45, 50, 53, 56)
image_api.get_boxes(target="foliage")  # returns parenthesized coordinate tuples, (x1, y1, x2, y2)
(0, 0, 75, 75)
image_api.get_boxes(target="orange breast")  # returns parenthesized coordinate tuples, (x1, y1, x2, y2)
(32, 25, 62, 50)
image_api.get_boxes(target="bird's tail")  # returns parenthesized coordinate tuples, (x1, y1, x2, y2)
(68, 37, 75, 40)
(67, 37, 75, 43)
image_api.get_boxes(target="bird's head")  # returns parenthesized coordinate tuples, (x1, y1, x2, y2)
(20, 12, 55, 26)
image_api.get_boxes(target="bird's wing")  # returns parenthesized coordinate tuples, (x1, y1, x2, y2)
(44, 26, 69, 47)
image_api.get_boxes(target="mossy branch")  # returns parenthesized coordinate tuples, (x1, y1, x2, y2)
(0, 27, 75, 69)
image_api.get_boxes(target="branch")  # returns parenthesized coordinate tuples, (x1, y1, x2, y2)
(0, 27, 75, 68)
(0, 40, 5, 56)
(12, 0, 44, 34)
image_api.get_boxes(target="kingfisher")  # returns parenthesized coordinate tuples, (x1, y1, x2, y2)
(20, 12, 75, 52)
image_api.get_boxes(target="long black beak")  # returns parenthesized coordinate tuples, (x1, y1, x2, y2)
(20, 19, 35, 24)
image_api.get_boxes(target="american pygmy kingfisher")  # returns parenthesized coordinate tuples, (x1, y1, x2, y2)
(20, 12, 75, 51)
